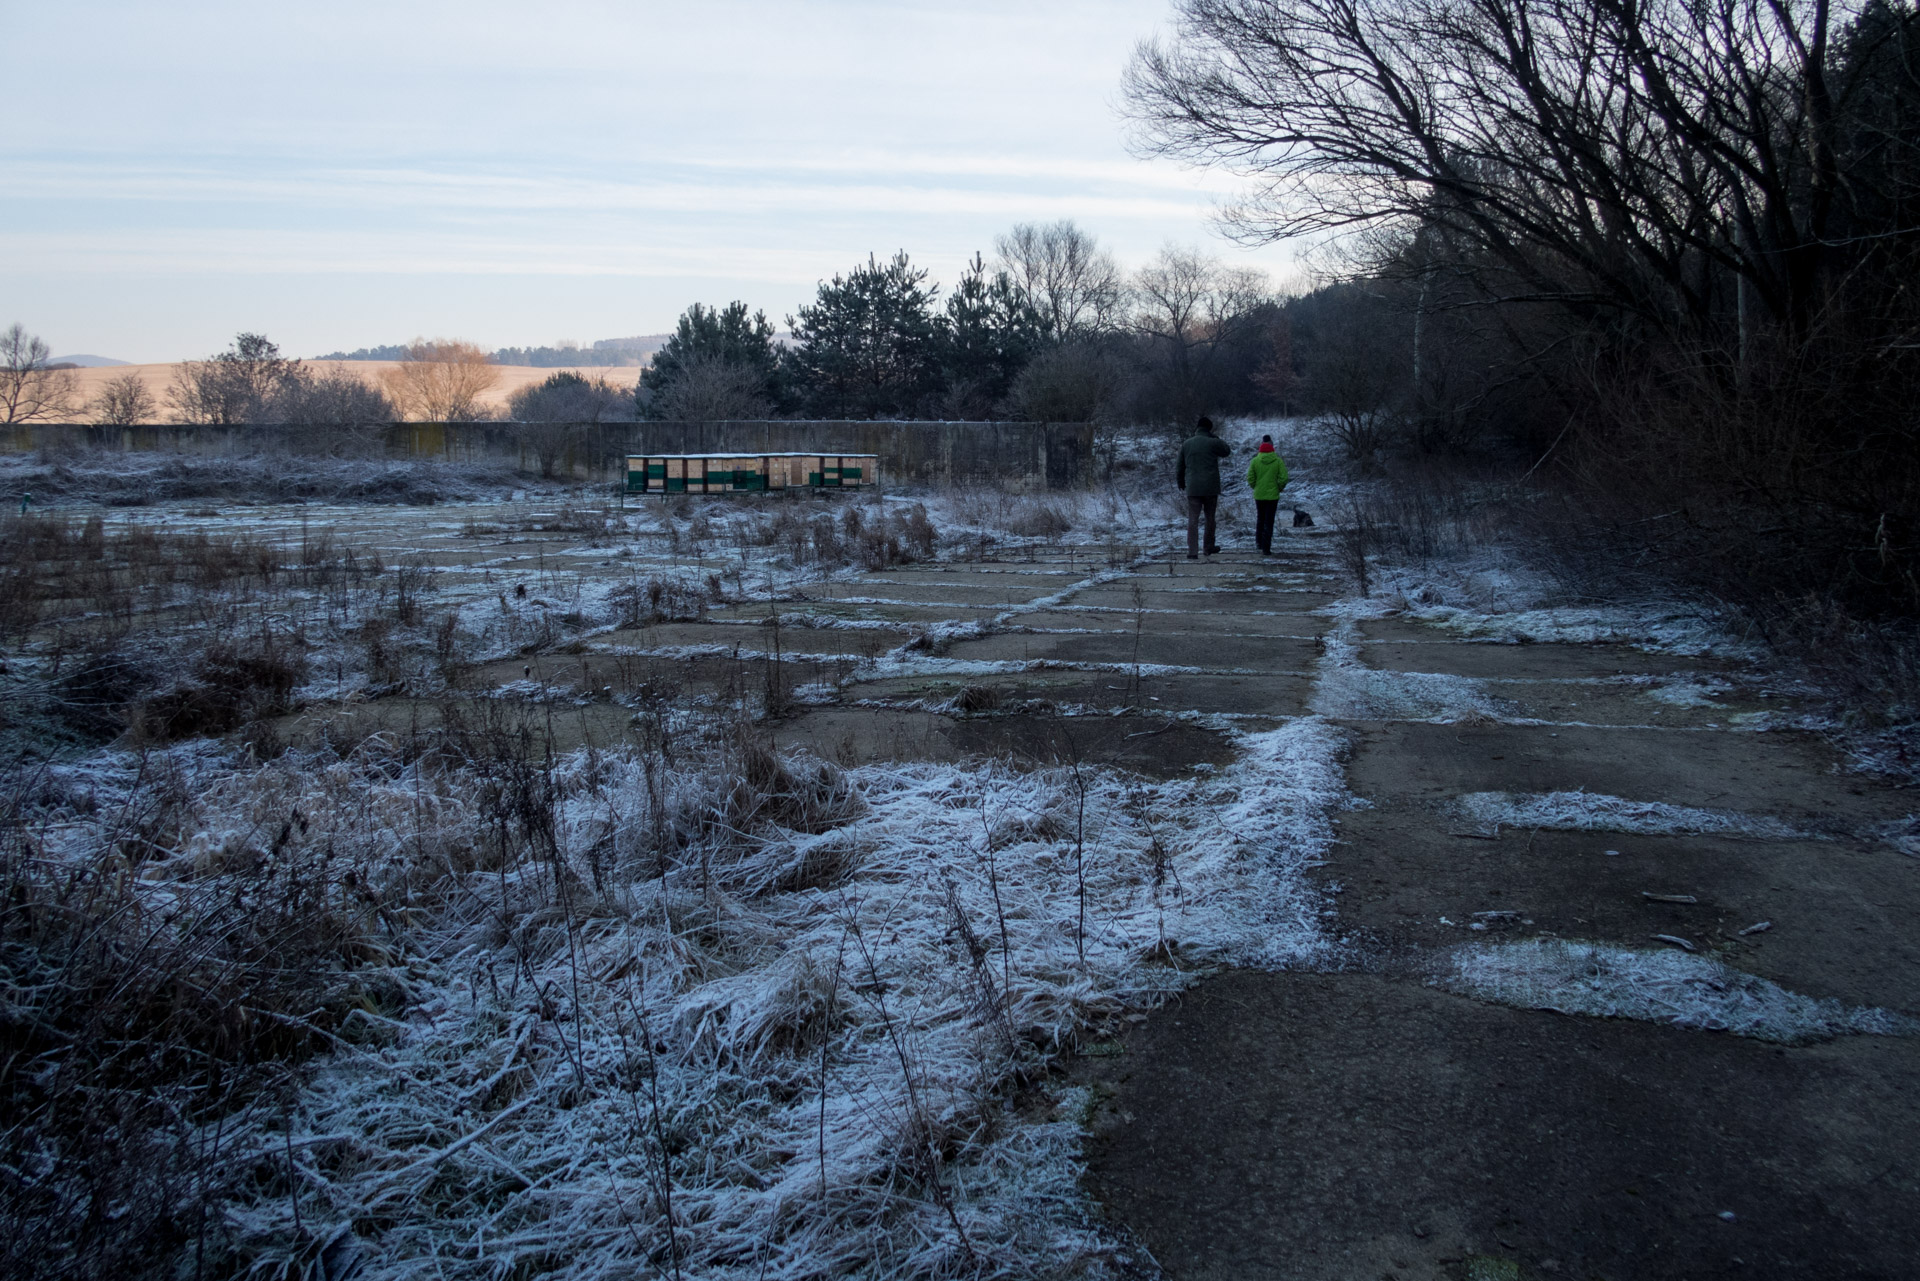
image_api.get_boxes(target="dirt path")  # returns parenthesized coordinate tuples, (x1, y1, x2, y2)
(726, 526, 1918, 1279)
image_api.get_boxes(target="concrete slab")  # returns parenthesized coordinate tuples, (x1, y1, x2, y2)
(470, 652, 860, 703)
(847, 569, 1086, 590)
(1485, 676, 1816, 729)
(847, 670, 1314, 718)
(769, 706, 1237, 779)
(1344, 721, 1915, 827)
(591, 622, 908, 659)
(943, 629, 1319, 672)
(1356, 615, 1452, 643)
(1071, 586, 1341, 612)
(805, 581, 1065, 607)
(1360, 638, 1712, 679)
(1318, 810, 1920, 1012)
(1023, 609, 1328, 639)
(1078, 970, 1920, 1281)
(269, 695, 642, 758)
(712, 601, 989, 626)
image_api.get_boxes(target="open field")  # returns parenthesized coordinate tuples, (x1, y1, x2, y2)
(59, 361, 641, 420)
(2, 421, 1914, 1279)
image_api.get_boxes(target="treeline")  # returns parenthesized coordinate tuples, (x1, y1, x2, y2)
(1126, 0, 1920, 622)
(5, 222, 1399, 433)
(637, 221, 1290, 424)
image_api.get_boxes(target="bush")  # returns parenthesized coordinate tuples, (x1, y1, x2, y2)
(1004, 342, 1130, 423)
(131, 632, 305, 742)
(507, 370, 633, 423)
(642, 354, 771, 422)
(0, 762, 400, 1279)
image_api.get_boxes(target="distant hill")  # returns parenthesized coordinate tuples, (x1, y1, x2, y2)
(49, 354, 130, 367)
(315, 335, 670, 367)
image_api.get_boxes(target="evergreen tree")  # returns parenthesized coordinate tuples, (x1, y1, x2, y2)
(786, 252, 945, 419)
(940, 253, 1046, 416)
(639, 302, 782, 419)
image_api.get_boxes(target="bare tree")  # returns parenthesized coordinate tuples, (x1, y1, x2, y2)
(168, 332, 299, 424)
(380, 339, 501, 421)
(271, 364, 395, 425)
(1307, 300, 1404, 467)
(647, 354, 772, 421)
(88, 371, 158, 426)
(994, 220, 1126, 342)
(1123, 0, 1867, 342)
(509, 370, 634, 422)
(0, 324, 79, 423)
(1005, 341, 1132, 423)
(1130, 245, 1271, 421)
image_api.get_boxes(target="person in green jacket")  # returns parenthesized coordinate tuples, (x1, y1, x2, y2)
(1244, 434, 1289, 555)
(1175, 416, 1232, 559)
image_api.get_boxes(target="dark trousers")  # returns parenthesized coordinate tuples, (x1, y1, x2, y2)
(1186, 494, 1219, 557)
(1254, 498, 1280, 553)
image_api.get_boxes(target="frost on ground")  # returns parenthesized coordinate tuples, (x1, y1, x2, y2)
(1, 445, 1365, 1277)
(1440, 939, 1916, 1044)
(1309, 617, 1506, 722)
(1418, 601, 1759, 659)
(1643, 676, 1732, 708)
(0, 449, 577, 508)
(1452, 790, 1813, 839)
(6, 709, 1349, 1279)
(1369, 558, 1755, 660)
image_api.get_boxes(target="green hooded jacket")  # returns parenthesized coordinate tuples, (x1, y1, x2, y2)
(1245, 449, 1289, 501)
(1176, 431, 1232, 497)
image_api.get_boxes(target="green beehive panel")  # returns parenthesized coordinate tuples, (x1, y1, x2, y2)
(631, 455, 870, 494)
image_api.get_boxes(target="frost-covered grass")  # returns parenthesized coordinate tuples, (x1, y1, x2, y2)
(2, 701, 1350, 1279)
(1439, 939, 1916, 1043)
(0, 448, 579, 509)
(0, 463, 1366, 1278)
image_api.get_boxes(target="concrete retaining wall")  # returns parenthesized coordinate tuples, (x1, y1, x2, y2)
(4, 420, 1095, 490)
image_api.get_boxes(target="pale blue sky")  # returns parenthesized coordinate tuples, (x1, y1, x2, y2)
(3, 0, 1292, 362)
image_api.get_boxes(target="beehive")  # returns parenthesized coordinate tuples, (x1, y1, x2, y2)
(627, 453, 878, 494)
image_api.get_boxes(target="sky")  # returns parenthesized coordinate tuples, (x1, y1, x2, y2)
(2, 0, 1296, 363)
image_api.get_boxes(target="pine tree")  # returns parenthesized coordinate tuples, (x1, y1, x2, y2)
(941, 253, 1046, 417)
(640, 302, 783, 419)
(786, 252, 945, 419)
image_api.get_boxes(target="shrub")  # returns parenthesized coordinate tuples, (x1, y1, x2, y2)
(131, 632, 305, 742)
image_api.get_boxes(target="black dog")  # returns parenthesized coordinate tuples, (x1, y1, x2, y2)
(1292, 509, 1314, 528)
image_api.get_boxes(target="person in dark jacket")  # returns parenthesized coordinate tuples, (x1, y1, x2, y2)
(1175, 416, 1233, 559)
(1244, 434, 1289, 555)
